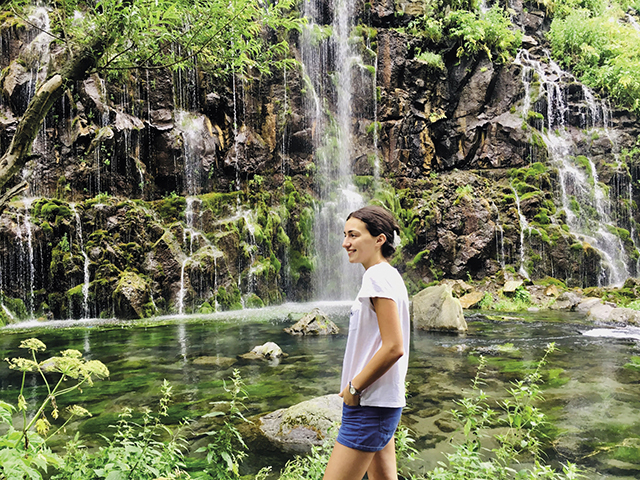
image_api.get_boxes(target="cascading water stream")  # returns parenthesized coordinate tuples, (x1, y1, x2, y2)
(177, 197, 196, 315)
(515, 49, 631, 285)
(491, 201, 507, 270)
(301, 0, 376, 300)
(21, 7, 53, 196)
(24, 199, 35, 317)
(72, 206, 91, 319)
(512, 187, 531, 279)
(589, 92, 640, 276)
(627, 12, 640, 31)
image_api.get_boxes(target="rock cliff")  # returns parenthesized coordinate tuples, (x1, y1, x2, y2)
(0, 0, 638, 320)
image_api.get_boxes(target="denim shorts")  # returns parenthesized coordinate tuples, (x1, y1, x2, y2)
(336, 404, 403, 452)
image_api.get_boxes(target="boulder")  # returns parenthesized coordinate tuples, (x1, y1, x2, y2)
(284, 308, 339, 335)
(441, 279, 473, 297)
(544, 284, 560, 297)
(412, 284, 468, 332)
(586, 302, 615, 322)
(113, 271, 150, 319)
(259, 394, 342, 453)
(575, 297, 604, 313)
(606, 308, 640, 325)
(503, 280, 523, 294)
(550, 291, 583, 310)
(459, 291, 484, 309)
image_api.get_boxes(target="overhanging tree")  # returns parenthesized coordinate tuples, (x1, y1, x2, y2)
(0, 0, 301, 211)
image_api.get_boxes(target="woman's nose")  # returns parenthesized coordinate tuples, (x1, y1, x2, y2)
(342, 237, 349, 248)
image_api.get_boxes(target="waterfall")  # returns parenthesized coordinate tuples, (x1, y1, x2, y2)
(515, 49, 631, 286)
(232, 71, 241, 199)
(492, 201, 507, 270)
(20, 7, 53, 196)
(243, 211, 259, 299)
(177, 197, 197, 315)
(302, 0, 374, 300)
(512, 187, 531, 279)
(176, 196, 222, 313)
(19, 199, 36, 317)
(72, 206, 91, 319)
(282, 64, 289, 176)
(595, 95, 640, 277)
(176, 111, 206, 195)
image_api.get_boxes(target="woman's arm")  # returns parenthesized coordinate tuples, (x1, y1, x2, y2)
(341, 297, 405, 406)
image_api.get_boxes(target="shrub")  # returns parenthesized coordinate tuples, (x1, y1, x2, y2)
(54, 380, 189, 480)
(1, 339, 108, 480)
(548, 5, 640, 113)
(426, 344, 582, 480)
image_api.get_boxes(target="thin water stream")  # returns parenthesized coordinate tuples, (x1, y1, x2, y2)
(1, 305, 639, 479)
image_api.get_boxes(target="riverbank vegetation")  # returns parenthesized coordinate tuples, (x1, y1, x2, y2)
(0, 340, 581, 479)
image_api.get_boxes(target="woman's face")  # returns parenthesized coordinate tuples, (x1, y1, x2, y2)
(342, 217, 384, 269)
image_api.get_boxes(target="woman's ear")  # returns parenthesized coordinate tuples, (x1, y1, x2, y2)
(377, 233, 387, 247)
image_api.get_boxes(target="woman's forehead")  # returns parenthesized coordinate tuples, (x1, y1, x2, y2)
(344, 217, 368, 233)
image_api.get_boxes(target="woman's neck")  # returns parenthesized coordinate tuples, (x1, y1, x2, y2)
(363, 257, 388, 271)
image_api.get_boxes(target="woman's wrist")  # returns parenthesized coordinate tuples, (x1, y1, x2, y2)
(348, 381, 363, 397)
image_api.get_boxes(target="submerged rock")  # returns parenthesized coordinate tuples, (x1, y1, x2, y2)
(284, 308, 339, 335)
(259, 394, 342, 453)
(192, 356, 236, 368)
(412, 284, 468, 332)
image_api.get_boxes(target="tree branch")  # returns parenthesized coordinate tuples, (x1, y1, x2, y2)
(10, 7, 66, 43)
(0, 181, 29, 217)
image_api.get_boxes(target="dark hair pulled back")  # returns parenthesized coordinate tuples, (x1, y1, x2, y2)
(347, 205, 400, 259)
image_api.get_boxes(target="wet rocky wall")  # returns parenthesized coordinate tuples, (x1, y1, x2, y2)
(1, 0, 640, 321)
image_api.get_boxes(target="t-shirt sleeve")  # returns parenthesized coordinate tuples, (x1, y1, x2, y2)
(357, 267, 396, 303)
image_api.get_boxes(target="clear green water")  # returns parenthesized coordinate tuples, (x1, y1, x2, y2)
(1, 303, 639, 479)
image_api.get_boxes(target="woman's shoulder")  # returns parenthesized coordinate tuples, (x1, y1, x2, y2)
(365, 263, 406, 291)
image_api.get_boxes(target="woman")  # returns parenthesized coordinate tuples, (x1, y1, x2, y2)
(323, 205, 410, 480)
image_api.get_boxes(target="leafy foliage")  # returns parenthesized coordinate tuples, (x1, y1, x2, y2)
(493, 286, 533, 311)
(548, 1, 640, 112)
(194, 369, 252, 479)
(7, 0, 303, 81)
(53, 380, 188, 480)
(444, 6, 522, 63)
(406, 2, 521, 63)
(427, 345, 582, 480)
(0, 339, 108, 480)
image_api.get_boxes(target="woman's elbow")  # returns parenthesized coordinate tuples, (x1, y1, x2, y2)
(389, 345, 404, 361)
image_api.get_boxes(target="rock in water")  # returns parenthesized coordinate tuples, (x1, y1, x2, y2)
(240, 342, 287, 364)
(412, 284, 468, 332)
(259, 394, 342, 453)
(284, 308, 339, 335)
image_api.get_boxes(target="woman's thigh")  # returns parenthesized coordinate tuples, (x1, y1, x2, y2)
(367, 437, 398, 480)
(323, 441, 376, 480)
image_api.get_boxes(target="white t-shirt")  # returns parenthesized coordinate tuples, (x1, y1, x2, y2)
(340, 262, 410, 408)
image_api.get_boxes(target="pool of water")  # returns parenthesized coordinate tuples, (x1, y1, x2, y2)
(1, 303, 639, 479)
